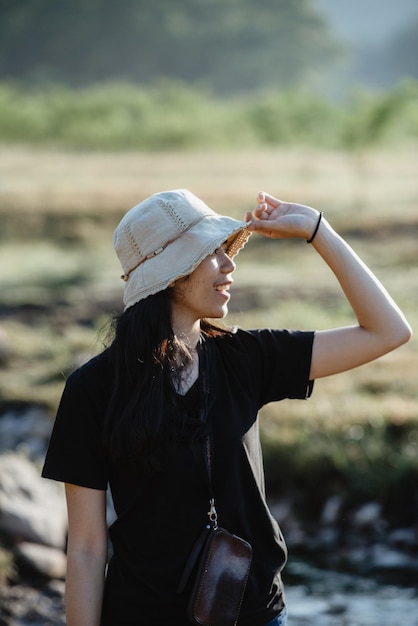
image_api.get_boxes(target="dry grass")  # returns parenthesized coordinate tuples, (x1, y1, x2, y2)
(1, 146, 418, 224)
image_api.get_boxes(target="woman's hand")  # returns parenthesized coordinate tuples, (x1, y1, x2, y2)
(245, 191, 320, 241)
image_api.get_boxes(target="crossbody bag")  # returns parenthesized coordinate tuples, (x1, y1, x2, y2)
(178, 435, 252, 626)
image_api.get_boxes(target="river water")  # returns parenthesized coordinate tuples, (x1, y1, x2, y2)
(284, 559, 418, 626)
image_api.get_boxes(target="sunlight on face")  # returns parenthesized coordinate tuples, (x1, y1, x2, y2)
(169, 243, 236, 329)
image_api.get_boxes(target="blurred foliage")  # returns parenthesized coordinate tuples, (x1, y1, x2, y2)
(0, 79, 417, 150)
(261, 412, 418, 525)
(0, 0, 338, 93)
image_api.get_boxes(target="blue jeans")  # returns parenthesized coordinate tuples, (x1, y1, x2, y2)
(265, 606, 288, 626)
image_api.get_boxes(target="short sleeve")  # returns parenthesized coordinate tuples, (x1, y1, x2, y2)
(245, 328, 315, 405)
(42, 358, 110, 490)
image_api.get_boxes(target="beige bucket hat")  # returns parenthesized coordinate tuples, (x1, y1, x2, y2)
(113, 189, 251, 310)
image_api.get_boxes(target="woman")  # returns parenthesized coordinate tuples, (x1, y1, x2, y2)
(42, 188, 411, 626)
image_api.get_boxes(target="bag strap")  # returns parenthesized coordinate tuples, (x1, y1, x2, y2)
(200, 342, 219, 529)
(177, 343, 218, 595)
(195, 340, 218, 528)
(177, 524, 211, 594)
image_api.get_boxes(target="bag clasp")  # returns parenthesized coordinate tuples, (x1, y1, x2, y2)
(207, 498, 218, 529)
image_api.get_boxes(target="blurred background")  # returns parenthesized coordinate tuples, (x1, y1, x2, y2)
(0, 1, 417, 624)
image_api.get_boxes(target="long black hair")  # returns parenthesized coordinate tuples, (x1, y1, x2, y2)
(103, 289, 229, 474)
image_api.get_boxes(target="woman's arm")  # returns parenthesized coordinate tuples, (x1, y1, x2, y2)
(246, 192, 412, 380)
(65, 483, 108, 626)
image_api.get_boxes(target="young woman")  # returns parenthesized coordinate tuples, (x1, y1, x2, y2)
(42, 188, 411, 626)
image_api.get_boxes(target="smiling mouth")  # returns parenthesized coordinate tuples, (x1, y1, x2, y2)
(215, 282, 232, 292)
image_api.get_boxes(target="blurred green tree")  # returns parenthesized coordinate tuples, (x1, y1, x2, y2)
(0, 0, 339, 93)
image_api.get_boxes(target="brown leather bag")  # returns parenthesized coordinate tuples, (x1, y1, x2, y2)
(186, 525, 252, 626)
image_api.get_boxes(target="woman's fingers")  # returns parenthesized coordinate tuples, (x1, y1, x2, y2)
(258, 191, 281, 208)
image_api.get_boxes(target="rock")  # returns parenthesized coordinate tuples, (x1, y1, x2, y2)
(0, 581, 66, 625)
(388, 527, 418, 550)
(44, 578, 66, 597)
(269, 498, 293, 524)
(310, 526, 340, 551)
(283, 523, 308, 549)
(285, 585, 329, 619)
(326, 595, 347, 615)
(342, 546, 371, 569)
(269, 498, 309, 548)
(0, 405, 52, 460)
(321, 495, 344, 525)
(352, 502, 382, 528)
(0, 452, 67, 549)
(14, 542, 67, 579)
(370, 543, 418, 573)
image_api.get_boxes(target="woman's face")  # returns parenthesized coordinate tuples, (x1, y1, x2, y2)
(169, 243, 236, 327)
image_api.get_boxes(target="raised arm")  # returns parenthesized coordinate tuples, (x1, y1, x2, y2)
(65, 483, 108, 626)
(246, 192, 412, 380)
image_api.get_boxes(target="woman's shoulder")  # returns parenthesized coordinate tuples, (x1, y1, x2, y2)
(65, 346, 114, 389)
(214, 326, 287, 345)
(209, 326, 273, 354)
(212, 326, 314, 358)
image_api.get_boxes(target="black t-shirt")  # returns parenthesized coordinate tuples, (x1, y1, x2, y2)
(42, 328, 314, 626)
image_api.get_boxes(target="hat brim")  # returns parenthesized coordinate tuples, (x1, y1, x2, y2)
(123, 215, 251, 309)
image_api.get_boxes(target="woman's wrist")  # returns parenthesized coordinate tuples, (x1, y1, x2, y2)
(306, 212, 323, 244)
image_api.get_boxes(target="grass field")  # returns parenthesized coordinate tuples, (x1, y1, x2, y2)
(1, 146, 417, 518)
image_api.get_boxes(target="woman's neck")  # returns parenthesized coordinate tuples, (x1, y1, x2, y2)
(171, 320, 201, 351)
(169, 320, 201, 395)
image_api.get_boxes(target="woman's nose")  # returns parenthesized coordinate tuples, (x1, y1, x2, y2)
(220, 250, 236, 273)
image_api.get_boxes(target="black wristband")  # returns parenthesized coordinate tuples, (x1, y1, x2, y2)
(306, 211, 323, 244)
